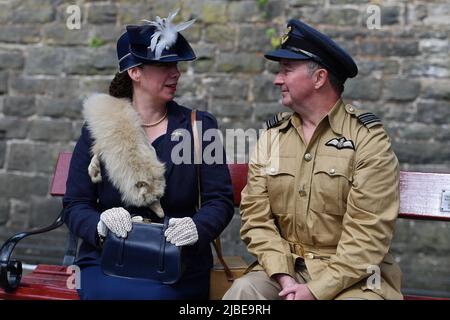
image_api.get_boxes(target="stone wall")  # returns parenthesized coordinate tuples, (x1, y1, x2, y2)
(0, 0, 449, 297)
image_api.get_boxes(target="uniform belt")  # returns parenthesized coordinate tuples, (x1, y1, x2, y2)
(289, 242, 336, 260)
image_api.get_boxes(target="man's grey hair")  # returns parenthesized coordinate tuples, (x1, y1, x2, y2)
(306, 61, 344, 96)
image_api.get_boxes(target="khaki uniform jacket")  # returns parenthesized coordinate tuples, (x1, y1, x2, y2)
(240, 99, 402, 300)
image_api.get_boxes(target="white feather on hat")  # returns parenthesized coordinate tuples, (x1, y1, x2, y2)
(142, 9, 195, 60)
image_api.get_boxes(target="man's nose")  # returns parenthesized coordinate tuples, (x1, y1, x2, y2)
(274, 73, 283, 86)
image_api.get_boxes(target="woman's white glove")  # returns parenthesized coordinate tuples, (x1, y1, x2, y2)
(164, 217, 199, 246)
(97, 207, 133, 238)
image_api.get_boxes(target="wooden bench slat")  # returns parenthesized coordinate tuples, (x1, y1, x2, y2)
(399, 172, 450, 221)
(50, 152, 72, 197)
(0, 285, 78, 300)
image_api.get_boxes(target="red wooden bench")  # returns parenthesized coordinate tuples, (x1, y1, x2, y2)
(1, 152, 449, 300)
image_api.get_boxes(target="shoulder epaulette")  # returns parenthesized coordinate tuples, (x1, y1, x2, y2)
(356, 112, 382, 128)
(263, 112, 292, 129)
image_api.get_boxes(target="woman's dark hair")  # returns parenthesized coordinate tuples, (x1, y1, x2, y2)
(109, 70, 134, 100)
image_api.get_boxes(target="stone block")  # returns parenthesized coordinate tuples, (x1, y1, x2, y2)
(87, 3, 117, 24)
(0, 26, 41, 44)
(0, 139, 5, 168)
(381, 41, 420, 57)
(228, 1, 261, 23)
(30, 196, 62, 228)
(42, 24, 90, 46)
(117, 3, 153, 25)
(403, 59, 449, 78)
(252, 76, 279, 102)
(25, 47, 66, 75)
(419, 39, 449, 55)
(330, 0, 368, 3)
(0, 198, 9, 225)
(421, 80, 450, 100)
(210, 99, 252, 118)
(417, 100, 450, 125)
(238, 25, 273, 52)
(383, 79, 420, 101)
(392, 140, 450, 164)
(0, 71, 7, 94)
(300, 8, 360, 26)
(217, 52, 264, 73)
(12, 0, 55, 24)
(7, 199, 30, 229)
(3, 96, 36, 117)
(7, 143, 35, 172)
(9, 75, 49, 95)
(205, 25, 237, 51)
(28, 120, 73, 142)
(36, 96, 83, 119)
(204, 77, 248, 100)
(0, 50, 24, 70)
(89, 25, 124, 44)
(202, 1, 228, 24)
(407, 4, 427, 24)
(0, 173, 49, 199)
(0, 118, 28, 139)
(395, 124, 439, 141)
(424, 4, 450, 25)
(174, 97, 207, 112)
(79, 78, 113, 96)
(63, 46, 116, 75)
(343, 77, 382, 101)
(34, 143, 63, 174)
(0, 2, 14, 24)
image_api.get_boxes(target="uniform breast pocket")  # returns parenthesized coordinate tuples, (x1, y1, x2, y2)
(266, 157, 297, 215)
(309, 156, 353, 216)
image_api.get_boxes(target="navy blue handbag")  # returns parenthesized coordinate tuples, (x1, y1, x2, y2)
(100, 218, 184, 284)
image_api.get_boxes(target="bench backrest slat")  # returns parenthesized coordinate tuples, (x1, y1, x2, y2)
(51, 153, 450, 221)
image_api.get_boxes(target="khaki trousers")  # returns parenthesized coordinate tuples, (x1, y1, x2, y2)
(222, 261, 383, 300)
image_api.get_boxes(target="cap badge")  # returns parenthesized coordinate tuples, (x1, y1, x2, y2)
(280, 26, 291, 45)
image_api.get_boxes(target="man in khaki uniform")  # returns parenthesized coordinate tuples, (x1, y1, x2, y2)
(223, 19, 402, 300)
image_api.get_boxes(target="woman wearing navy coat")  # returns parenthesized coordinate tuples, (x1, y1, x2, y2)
(63, 11, 234, 300)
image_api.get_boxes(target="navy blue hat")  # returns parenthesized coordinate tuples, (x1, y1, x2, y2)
(117, 32, 143, 73)
(265, 19, 358, 82)
(116, 10, 196, 73)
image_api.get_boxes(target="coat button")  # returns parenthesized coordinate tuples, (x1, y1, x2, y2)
(329, 168, 336, 175)
(270, 167, 276, 173)
(304, 153, 312, 162)
(349, 107, 354, 112)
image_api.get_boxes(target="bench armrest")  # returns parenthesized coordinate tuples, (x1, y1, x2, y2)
(0, 209, 65, 292)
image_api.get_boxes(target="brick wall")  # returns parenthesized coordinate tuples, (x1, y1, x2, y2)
(0, 0, 449, 297)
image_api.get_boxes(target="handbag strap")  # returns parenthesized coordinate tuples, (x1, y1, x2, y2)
(191, 110, 235, 282)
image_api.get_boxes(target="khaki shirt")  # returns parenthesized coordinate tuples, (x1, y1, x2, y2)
(240, 99, 402, 300)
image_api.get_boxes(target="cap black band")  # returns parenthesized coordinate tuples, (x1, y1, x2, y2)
(283, 33, 347, 82)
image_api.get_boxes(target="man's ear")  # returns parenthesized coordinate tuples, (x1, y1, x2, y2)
(127, 67, 141, 82)
(313, 68, 328, 90)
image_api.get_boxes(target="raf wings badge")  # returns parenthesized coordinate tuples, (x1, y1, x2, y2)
(325, 137, 355, 150)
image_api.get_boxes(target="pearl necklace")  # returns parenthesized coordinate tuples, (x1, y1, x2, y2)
(141, 108, 168, 127)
